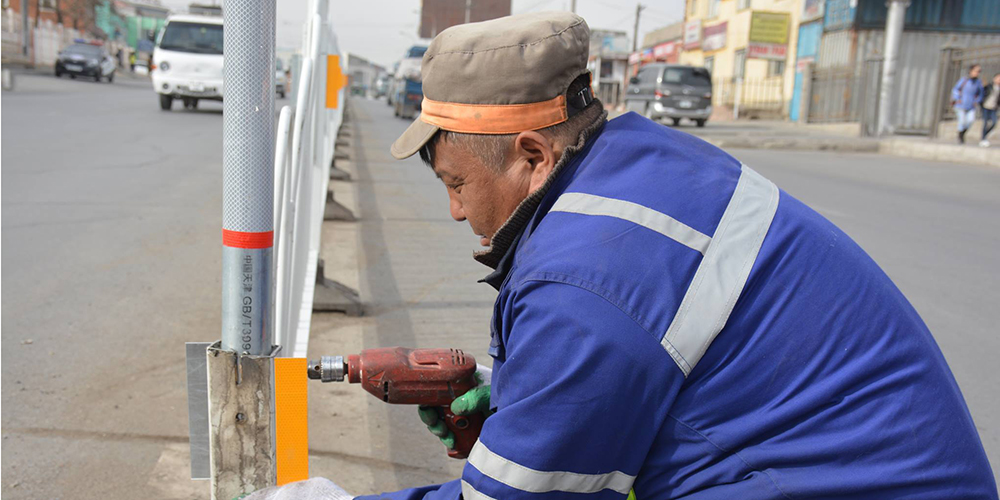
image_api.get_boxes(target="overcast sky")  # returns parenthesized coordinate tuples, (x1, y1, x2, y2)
(158, 0, 685, 68)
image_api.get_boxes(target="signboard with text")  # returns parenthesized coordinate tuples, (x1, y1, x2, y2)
(652, 40, 679, 60)
(684, 20, 701, 50)
(802, 0, 825, 22)
(748, 42, 788, 60)
(702, 22, 727, 52)
(749, 11, 790, 44)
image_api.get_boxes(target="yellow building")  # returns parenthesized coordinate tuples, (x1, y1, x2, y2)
(680, 0, 802, 119)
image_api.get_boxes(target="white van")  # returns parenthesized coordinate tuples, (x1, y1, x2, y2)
(152, 14, 224, 111)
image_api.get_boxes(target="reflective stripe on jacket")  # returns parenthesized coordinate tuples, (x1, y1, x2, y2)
(358, 113, 997, 500)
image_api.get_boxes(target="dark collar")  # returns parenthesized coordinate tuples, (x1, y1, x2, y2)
(477, 110, 608, 290)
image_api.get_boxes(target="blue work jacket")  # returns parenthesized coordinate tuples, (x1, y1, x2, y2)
(358, 114, 996, 499)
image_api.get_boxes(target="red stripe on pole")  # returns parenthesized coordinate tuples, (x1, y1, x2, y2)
(223, 229, 274, 249)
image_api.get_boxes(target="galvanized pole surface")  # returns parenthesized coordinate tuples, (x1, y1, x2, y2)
(877, 0, 910, 136)
(221, 0, 276, 355)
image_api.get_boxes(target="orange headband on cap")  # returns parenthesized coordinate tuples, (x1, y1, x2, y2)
(420, 95, 569, 134)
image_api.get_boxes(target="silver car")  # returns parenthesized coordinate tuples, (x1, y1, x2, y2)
(626, 64, 713, 127)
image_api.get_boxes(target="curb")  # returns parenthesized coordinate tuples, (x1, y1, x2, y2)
(697, 134, 997, 169)
(700, 136, 880, 153)
(879, 138, 1000, 169)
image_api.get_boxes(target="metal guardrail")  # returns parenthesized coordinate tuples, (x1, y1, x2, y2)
(272, 8, 346, 359)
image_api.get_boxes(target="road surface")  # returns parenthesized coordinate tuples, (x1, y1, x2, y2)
(0, 72, 270, 498)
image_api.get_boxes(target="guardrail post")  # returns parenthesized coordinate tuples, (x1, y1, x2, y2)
(210, 0, 278, 495)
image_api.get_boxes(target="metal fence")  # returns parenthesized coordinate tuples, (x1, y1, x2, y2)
(931, 43, 1000, 137)
(712, 77, 785, 118)
(808, 66, 863, 123)
(272, 5, 344, 358)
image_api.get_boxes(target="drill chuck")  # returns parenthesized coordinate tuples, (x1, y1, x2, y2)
(307, 356, 346, 382)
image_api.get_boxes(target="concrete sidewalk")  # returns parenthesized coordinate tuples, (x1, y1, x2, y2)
(609, 110, 1000, 168)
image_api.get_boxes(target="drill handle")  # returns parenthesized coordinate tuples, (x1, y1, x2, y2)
(439, 407, 486, 459)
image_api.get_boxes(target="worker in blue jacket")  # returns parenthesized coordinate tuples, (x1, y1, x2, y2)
(353, 12, 997, 500)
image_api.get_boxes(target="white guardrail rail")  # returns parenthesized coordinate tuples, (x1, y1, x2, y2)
(274, 0, 345, 359)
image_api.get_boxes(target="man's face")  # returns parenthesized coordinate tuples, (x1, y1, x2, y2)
(994, 74, 1000, 86)
(971, 65, 981, 78)
(431, 140, 532, 248)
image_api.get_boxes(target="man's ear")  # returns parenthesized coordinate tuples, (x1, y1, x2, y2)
(512, 131, 556, 193)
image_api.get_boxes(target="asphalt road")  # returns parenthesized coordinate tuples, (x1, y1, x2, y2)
(0, 72, 269, 498)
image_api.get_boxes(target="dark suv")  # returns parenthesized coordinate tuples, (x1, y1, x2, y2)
(626, 64, 713, 127)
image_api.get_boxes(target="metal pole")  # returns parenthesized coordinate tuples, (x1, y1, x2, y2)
(876, 0, 909, 136)
(571, 0, 577, 13)
(465, 0, 471, 24)
(221, 0, 276, 355)
(21, 0, 29, 58)
(734, 77, 742, 120)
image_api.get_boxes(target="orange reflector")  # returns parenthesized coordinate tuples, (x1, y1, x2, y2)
(275, 358, 309, 485)
(326, 55, 348, 109)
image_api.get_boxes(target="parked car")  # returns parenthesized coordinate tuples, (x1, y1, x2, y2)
(626, 64, 713, 127)
(152, 14, 224, 111)
(55, 42, 116, 82)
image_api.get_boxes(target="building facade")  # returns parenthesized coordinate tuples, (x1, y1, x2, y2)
(587, 28, 630, 106)
(628, 22, 684, 79)
(793, 0, 1000, 133)
(679, 0, 802, 119)
(418, 0, 510, 39)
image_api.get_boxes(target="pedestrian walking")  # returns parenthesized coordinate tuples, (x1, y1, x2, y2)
(129, 51, 136, 72)
(981, 72, 999, 147)
(951, 64, 984, 144)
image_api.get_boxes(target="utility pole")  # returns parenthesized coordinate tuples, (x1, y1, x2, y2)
(877, 0, 910, 136)
(465, 0, 471, 24)
(20, 0, 29, 58)
(632, 3, 645, 52)
(571, 0, 577, 13)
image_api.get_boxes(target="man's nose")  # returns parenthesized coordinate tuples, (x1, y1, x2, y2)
(449, 197, 466, 222)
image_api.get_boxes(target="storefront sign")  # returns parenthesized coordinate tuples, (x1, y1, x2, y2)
(652, 40, 678, 60)
(641, 48, 654, 62)
(683, 20, 701, 50)
(749, 12, 789, 44)
(628, 52, 640, 64)
(702, 22, 727, 52)
(748, 42, 788, 60)
(802, 0, 825, 22)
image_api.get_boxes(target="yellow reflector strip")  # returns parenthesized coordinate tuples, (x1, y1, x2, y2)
(275, 357, 309, 485)
(326, 55, 348, 109)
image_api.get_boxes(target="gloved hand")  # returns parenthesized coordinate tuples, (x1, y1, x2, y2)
(417, 364, 492, 451)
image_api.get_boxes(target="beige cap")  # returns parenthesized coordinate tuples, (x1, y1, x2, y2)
(390, 11, 591, 160)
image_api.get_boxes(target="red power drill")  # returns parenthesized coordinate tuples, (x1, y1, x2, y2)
(307, 347, 485, 459)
